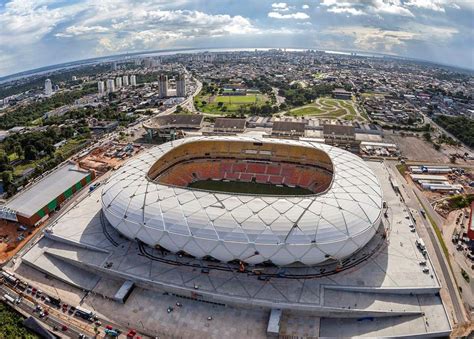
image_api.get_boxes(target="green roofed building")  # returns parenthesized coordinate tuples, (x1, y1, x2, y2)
(4, 162, 95, 226)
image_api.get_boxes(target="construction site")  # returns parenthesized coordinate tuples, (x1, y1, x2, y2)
(75, 142, 143, 173)
(0, 143, 143, 265)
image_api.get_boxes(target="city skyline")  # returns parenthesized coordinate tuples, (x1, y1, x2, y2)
(0, 0, 473, 77)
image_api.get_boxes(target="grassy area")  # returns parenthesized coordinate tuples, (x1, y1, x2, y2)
(7, 153, 19, 162)
(30, 117, 43, 126)
(287, 97, 362, 121)
(0, 301, 39, 338)
(289, 105, 325, 116)
(340, 100, 357, 115)
(312, 72, 326, 79)
(13, 161, 38, 177)
(214, 95, 265, 104)
(426, 210, 450, 261)
(396, 163, 407, 176)
(196, 93, 268, 115)
(188, 180, 313, 196)
(445, 194, 474, 210)
(55, 138, 88, 158)
(343, 114, 357, 121)
(415, 195, 454, 279)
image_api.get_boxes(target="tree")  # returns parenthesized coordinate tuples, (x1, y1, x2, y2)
(2, 171, 12, 186)
(423, 132, 432, 142)
(24, 145, 38, 160)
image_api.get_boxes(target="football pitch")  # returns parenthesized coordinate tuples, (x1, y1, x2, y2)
(188, 179, 313, 196)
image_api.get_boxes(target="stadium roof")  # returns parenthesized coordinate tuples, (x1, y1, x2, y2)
(214, 118, 246, 132)
(102, 136, 383, 266)
(144, 114, 204, 130)
(6, 162, 90, 217)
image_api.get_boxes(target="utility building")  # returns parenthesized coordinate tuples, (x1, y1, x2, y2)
(3, 162, 94, 226)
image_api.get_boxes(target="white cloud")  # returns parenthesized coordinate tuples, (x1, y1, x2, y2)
(0, 0, 84, 46)
(321, 0, 414, 17)
(405, 0, 464, 12)
(51, 3, 260, 54)
(56, 25, 110, 37)
(271, 2, 288, 9)
(302, 4, 309, 10)
(268, 11, 310, 19)
(325, 24, 458, 53)
(328, 7, 366, 16)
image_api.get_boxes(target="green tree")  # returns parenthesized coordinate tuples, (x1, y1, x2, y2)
(423, 132, 431, 142)
(24, 145, 38, 160)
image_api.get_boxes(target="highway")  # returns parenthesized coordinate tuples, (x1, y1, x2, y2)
(386, 160, 466, 325)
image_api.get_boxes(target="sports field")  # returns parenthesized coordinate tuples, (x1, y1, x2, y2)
(195, 93, 268, 115)
(286, 97, 365, 121)
(188, 180, 313, 195)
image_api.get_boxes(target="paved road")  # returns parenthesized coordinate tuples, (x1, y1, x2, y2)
(0, 283, 88, 338)
(386, 160, 466, 325)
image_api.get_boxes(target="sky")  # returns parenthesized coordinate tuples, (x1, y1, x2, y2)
(0, 0, 473, 77)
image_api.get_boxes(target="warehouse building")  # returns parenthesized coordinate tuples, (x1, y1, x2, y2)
(3, 162, 94, 226)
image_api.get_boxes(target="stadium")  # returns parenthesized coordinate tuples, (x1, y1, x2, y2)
(101, 136, 383, 266)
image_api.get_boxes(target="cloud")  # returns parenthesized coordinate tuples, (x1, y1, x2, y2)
(0, 0, 471, 76)
(404, 0, 464, 12)
(321, 0, 414, 17)
(324, 24, 458, 53)
(53, 4, 260, 54)
(56, 25, 110, 37)
(328, 7, 366, 16)
(271, 2, 288, 10)
(268, 11, 310, 19)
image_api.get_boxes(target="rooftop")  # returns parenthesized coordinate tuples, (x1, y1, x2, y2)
(144, 114, 204, 130)
(6, 162, 91, 217)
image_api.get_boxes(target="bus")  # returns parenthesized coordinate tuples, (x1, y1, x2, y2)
(74, 306, 95, 321)
(1, 271, 17, 285)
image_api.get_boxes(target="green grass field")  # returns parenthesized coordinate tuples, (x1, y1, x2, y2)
(214, 95, 265, 104)
(287, 97, 364, 121)
(196, 93, 268, 115)
(289, 106, 325, 116)
(188, 180, 313, 195)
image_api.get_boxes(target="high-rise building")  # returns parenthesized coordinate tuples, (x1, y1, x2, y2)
(122, 75, 129, 86)
(44, 79, 53, 96)
(176, 73, 186, 97)
(144, 58, 155, 68)
(112, 61, 117, 71)
(130, 75, 137, 86)
(106, 79, 115, 93)
(98, 81, 105, 96)
(115, 77, 122, 89)
(158, 74, 168, 98)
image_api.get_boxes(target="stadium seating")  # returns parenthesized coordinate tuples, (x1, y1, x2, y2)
(150, 140, 334, 194)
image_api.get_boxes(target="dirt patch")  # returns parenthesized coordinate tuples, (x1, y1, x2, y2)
(0, 220, 42, 264)
(76, 142, 143, 173)
(385, 134, 450, 163)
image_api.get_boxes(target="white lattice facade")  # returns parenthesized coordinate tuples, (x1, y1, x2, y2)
(101, 136, 383, 266)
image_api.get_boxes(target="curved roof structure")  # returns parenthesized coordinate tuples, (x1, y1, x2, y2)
(101, 136, 383, 266)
